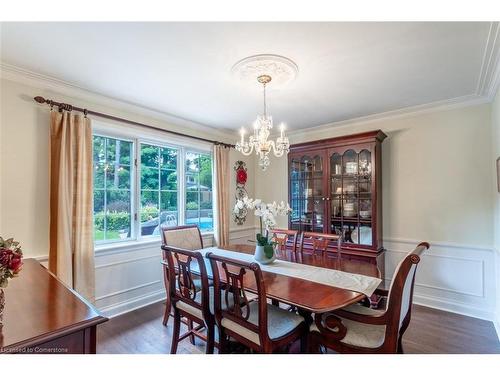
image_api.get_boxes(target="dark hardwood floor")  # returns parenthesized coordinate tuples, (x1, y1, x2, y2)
(97, 302, 500, 354)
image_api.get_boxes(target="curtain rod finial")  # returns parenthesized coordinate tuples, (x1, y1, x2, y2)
(34, 96, 46, 104)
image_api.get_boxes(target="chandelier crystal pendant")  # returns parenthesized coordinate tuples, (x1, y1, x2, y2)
(236, 74, 290, 171)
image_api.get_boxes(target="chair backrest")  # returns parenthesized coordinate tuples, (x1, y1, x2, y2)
(299, 232, 341, 257)
(386, 242, 430, 336)
(161, 224, 204, 250)
(162, 245, 211, 320)
(268, 229, 298, 253)
(206, 252, 268, 348)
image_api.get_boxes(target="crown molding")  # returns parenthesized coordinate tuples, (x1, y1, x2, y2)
(286, 93, 490, 139)
(0, 62, 236, 143)
(477, 22, 500, 99)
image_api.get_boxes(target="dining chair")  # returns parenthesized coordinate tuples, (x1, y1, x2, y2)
(268, 229, 298, 255)
(162, 245, 218, 354)
(161, 224, 204, 250)
(309, 242, 430, 354)
(161, 225, 204, 328)
(206, 252, 308, 354)
(299, 232, 342, 258)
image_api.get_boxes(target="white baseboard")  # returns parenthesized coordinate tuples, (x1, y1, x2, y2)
(494, 315, 500, 342)
(413, 294, 494, 321)
(99, 289, 166, 318)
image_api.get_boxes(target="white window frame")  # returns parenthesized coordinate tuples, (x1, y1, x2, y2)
(92, 120, 214, 251)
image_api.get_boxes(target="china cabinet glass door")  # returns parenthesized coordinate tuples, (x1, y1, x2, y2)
(290, 153, 325, 233)
(330, 148, 373, 246)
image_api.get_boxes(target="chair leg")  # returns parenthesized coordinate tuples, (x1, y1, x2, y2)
(170, 309, 181, 354)
(206, 324, 215, 354)
(187, 319, 195, 345)
(307, 333, 321, 354)
(218, 327, 229, 354)
(162, 297, 172, 326)
(300, 332, 308, 353)
(397, 334, 404, 354)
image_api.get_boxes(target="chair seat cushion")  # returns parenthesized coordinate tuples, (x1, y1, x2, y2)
(341, 303, 385, 316)
(310, 309, 386, 349)
(221, 301, 304, 345)
(176, 287, 234, 320)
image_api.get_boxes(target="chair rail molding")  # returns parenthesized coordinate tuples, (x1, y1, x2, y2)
(383, 238, 496, 321)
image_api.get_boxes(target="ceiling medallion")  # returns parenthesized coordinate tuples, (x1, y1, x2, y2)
(233, 55, 296, 171)
(231, 54, 299, 88)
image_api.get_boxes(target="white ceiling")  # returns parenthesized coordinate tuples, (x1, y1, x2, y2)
(0, 22, 496, 131)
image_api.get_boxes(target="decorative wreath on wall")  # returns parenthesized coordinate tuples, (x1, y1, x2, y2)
(233, 161, 248, 225)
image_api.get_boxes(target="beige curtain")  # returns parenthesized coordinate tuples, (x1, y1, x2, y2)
(213, 144, 230, 247)
(49, 111, 95, 302)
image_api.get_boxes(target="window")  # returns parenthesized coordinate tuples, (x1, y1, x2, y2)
(185, 151, 213, 232)
(140, 143, 178, 237)
(93, 135, 134, 243)
(92, 133, 213, 246)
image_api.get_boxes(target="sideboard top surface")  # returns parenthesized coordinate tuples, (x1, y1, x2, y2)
(0, 259, 107, 350)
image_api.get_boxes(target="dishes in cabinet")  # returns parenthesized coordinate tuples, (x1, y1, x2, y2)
(360, 210, 371, 219)
(345, 162, 358, 174)
(343, 202, 356, 217)
(351, 226, 372, 245)
(345, 184, 356, 193)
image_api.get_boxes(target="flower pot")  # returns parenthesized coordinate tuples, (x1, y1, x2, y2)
(254, 245, 276, 264)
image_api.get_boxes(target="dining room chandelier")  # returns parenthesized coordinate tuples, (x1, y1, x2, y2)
(236, 74, 290, 171)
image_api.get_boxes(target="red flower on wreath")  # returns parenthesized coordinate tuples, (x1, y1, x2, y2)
(236, 169, 247, 185)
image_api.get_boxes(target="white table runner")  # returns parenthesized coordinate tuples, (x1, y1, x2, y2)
(198, 247, 381, 297)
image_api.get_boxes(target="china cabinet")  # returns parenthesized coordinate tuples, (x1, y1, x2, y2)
(288, 130, 386, 273)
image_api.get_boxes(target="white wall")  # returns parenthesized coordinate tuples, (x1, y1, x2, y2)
(255, 104, 497, 320)
(0, 73, 256, 316)
(491, 88, 500, 336)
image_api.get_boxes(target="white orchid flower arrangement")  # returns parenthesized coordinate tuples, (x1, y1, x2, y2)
(234, 197, 291, 258)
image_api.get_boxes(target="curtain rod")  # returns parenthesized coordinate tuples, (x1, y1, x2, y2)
(33, 96, 235, 148)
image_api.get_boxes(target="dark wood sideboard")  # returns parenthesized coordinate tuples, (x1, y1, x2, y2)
(0, 259, 108, 354)
(288, 130, 387, 278)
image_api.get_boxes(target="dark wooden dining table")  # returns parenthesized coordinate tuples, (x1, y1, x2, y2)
(168, 244, 380, 315)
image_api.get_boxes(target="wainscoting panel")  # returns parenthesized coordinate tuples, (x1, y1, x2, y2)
(383, 238, 496, 321)
(94, 228, 256, 317)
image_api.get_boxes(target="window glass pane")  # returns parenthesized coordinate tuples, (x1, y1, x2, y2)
(161, 148, 177, 169)
(185, 152, 200, 173)
(93, 137, 105, 164)
(185, 152, 213, 233)
(199, 154, 212, 188)
(140, 143, 178, 235)
(106, 164, 131, 190)
(141, 166, 159, 190)
(140, 190, 159, 236)
(93, 135, 133, 244)
(94, 163, 105, 189)
(161, 191, 178, 211)
(141, 144, 160, 167)
(106, 190, 131, 241)
(186, 191, 199, 210)
(161, 169, 177, 190)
